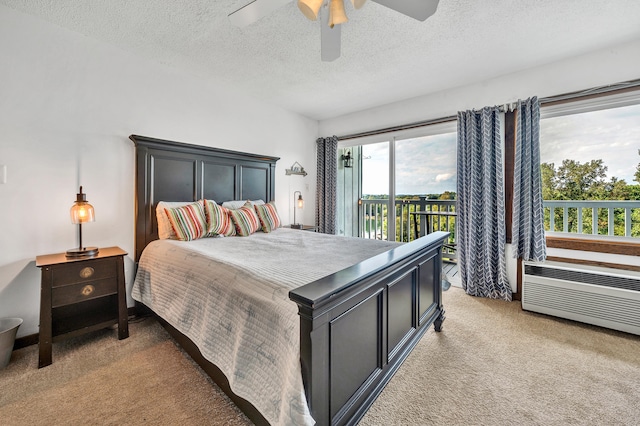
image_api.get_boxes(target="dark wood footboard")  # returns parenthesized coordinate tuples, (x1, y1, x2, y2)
(290, 231, 449, 426)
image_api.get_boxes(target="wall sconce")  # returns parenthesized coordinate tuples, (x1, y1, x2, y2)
(291, 191, 304, 229)
(342, 150, 353, 168)
(66, 186, 99, 258)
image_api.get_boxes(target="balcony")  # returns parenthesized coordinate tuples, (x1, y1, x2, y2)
(358, 198, 640, 259)
(356, 198, 640, 292)
(360, 197, 457, 260)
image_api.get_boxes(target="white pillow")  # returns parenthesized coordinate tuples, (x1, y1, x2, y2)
(156, 201, 195, 239)
(221, 199, 265, 210)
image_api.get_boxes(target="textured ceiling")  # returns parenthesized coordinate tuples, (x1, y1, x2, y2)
(2, 0, 640, 120)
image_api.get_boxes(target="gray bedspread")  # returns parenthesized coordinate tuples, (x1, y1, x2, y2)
(132, 228, 399, 426)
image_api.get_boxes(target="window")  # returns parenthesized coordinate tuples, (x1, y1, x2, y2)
(540, 91, 640, 238)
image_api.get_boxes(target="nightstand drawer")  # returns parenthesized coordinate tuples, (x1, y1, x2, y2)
(51, 258, 117, 287)
(51, 277, 118, 307)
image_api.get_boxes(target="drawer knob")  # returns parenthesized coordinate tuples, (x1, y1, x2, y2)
(79, 267, 95, 279)
(81, 285, 95, 296)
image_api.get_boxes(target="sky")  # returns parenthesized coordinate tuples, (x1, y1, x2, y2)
(539, 103, 640, 183)
(361, 103, 640, 196)
(363, 132, 457, 195)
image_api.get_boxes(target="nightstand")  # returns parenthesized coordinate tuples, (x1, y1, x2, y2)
(288, 225, 318, 231)
(35, 246, 129, 368)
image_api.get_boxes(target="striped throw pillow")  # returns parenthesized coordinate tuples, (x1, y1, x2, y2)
(156, 201, 192, 240)
(164, 201, 207, 241)
(229, 201, 261, 236)
(254, 201, 281, 233)
(203, 199, 236, 237)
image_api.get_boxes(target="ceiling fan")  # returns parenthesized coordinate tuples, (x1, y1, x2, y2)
(228, 0, 440, 61)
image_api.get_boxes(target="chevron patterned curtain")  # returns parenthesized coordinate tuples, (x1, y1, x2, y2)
(457, 107, 511, 301)
(512, 97, 547, 261)
(316, 136, 338, 234)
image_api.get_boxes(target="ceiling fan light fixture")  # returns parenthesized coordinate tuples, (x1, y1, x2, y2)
(350, 0, 367, 9)
(298, 0, 324, 21)
(328, 0, 348, 28)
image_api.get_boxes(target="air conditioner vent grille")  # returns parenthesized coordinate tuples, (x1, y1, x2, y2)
(525, 265, 640, 292)
(523, 262, 640, 335)
(524, 282, 640, 328)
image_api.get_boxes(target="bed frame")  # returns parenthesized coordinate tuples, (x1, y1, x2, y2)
(131, 134, 448, 426)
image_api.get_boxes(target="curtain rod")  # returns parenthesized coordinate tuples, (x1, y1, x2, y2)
(539, 78, 640, 106)
(337, 78, 640, 141)
(337, 115, 457, 141)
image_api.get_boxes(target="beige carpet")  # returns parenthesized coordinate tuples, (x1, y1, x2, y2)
(1, 287, 639, 425)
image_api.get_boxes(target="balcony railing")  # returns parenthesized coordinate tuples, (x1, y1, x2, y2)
(544, 200, 640, 237)
(360, 197, 457, 261)
(358, 198, 640, 261)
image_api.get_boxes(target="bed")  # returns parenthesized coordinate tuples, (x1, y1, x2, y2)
(130, 135, 448, 426)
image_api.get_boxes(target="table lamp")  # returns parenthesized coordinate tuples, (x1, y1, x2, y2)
(291, 191, 304, 229)
(66, 186, 99, 257)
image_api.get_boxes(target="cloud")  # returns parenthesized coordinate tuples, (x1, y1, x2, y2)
(436, 173, 454, 182)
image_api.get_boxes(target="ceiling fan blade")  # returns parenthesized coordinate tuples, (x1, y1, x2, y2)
(228, 0, 291, 28)
(371, 0, 439, 21)
(320, 5, 341, 62)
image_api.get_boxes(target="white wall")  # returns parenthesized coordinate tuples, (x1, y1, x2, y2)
(0, 5, 318, 338)
(319, 39, 640, 293)
(319, 39, 640, 137)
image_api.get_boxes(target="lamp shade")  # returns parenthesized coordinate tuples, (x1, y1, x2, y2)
(351, 0, 367, 9)
(298, 0, 324, 20)
(70, 186, 95, 224)
(292, 191, 304, 228)
(329, 0, 348, 28)
(66, 186, 98, 258)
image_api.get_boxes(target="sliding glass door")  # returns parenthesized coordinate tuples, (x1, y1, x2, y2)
(337, 123, 457, 243)
(395, 133, 457, 242)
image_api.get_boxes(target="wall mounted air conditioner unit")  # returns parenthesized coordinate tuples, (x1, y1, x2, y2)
(522, 261, 640, 336)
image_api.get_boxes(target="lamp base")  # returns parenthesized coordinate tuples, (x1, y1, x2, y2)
(65, 247, 99, 258)
(290, 224, 303, 229)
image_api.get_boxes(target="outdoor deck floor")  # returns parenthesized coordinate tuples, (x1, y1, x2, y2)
(443, 261, 461, 288)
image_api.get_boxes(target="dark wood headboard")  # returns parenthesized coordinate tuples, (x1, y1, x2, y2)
(130, 135, 279, 261)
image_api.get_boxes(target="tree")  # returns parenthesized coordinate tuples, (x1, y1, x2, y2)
(439, 191, 456, 200)
(541, 162, 557, 200)
(553, 159, 608, 200)
(541, 158, 640, 236)
(635, 149, 640, 185)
